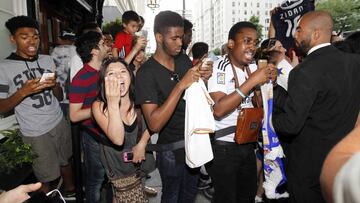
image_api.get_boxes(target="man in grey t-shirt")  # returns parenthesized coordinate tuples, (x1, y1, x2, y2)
(0, 16, 74, 194)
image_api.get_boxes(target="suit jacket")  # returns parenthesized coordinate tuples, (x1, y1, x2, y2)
(273, 45, 360, 202)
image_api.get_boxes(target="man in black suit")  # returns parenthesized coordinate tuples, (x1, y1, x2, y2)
(273, 11, 360, 202)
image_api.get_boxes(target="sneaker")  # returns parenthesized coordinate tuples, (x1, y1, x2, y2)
(144, 186, 158, 197)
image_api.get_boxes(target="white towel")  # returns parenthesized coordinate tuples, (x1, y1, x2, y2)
(276, 59, 293, 91)
(184, 79, 215, 168)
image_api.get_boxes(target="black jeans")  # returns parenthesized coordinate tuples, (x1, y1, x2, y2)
(157, 150, 199, 203)
(206, 141, 257, 203)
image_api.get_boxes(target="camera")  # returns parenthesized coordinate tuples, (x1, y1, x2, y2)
(122, 151, 133, 162)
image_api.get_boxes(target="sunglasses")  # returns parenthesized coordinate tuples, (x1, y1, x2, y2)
(267, 39, 277, 50)
(170, 73, 179, 82)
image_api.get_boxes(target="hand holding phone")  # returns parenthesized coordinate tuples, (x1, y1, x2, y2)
(258, 59, 268, 69)
(39, 73, 55, 82)
(122, 151, 134, 163)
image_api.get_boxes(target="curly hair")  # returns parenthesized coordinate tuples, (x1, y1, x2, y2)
(5, 16, 39, 35)
(75, 31, 102, 63)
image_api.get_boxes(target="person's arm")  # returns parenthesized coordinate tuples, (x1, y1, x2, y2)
(69, 103, 91, 122)
(132, 129, 151, 163)
(124, 36, 147, 65)
(320, 125, 360, 203)
(141, 65, 201, 133)
(211, 67, 271, 119)
(268, 19, 275, 38)
(273, 68, 317, 135)
(92, 76, 125, 145)
(0, 78, 48, 113)
(52, 82, 63, 101)
(268, 7, 277, 38)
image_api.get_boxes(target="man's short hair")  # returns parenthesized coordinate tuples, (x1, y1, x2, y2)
(154, 11, 184, 35)
(77, 22, 100, 36)
(122, 10, 140, 25)
(75, 31, 103, 64)
(5, 16, 39, 35)
(228, 21, 257, 40)
(183, 19, 193, 33)
(192, 42, 209, 59)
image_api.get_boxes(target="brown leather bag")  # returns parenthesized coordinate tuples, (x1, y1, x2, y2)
(230, 63, 263, 144)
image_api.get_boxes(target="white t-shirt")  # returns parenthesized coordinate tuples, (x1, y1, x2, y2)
(208, 55, 257, 142)
(70, 54, 83, 82)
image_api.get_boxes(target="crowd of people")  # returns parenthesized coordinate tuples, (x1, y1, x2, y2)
(0, 1, 360, 203)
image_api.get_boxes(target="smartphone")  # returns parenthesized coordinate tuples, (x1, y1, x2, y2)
(39, 72, 55, 82)
(122, 151, 133, 163)
(258, 59, 268, 69)
(135, 30, 148, 39)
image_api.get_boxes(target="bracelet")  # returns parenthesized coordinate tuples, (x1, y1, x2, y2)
(235, 88, 247, 99)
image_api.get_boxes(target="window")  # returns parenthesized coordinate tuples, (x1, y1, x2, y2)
(265, 18, 270, 23)
(244, 10, 247, 15)
(265, 11, 268, 15)
(232, 10, 235, 14)
(232, 2, 235, 6)
(257, 3, 260, 7)
(232, 18, 235, 23)
(265, 3, 268, 8)
(257, 10, 260, 15)
(244, 2, 247, 7)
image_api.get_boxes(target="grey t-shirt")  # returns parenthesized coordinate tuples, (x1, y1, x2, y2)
(0, 54, 63, 137)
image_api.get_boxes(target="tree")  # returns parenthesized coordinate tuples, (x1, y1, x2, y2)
(102, 18, 123, 38)
(212, 48, 221, 56)
(249, 15, 264, 43)
(316, 0, 360, 32)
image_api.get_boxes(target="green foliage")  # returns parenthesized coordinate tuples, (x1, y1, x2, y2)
(102, 18, 123, 38)
(0, 128, 36, 174)
(316, 0, 360, 32)
(212, 48, 221, 56)
(249, 15, 264, 44)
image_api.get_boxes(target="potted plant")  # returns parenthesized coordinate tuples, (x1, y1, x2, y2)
(0, 128, 36, 190)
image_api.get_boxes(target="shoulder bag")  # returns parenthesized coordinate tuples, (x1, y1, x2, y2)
(229, 62, 263, 144)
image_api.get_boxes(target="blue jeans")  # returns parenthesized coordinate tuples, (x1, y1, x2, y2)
(157, 150, 199, 203)
(82, 131, 106, 203)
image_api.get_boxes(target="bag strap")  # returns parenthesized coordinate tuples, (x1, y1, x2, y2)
(228, 57, 261, 108)
(244, 66, 262, 108)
